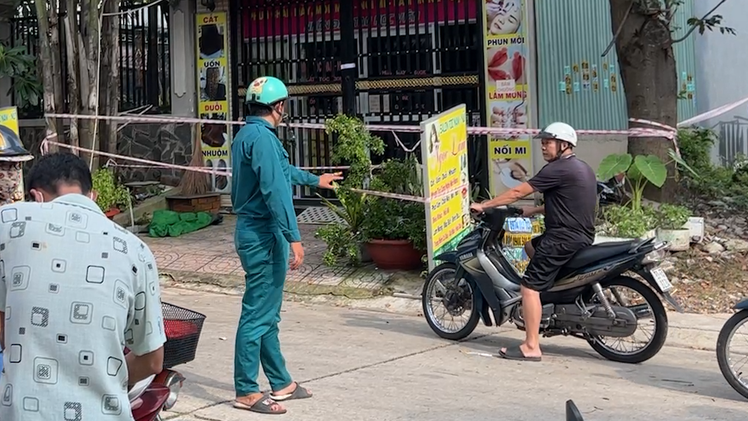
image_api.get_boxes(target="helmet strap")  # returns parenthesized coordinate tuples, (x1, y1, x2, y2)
(553, 141, 574, 161)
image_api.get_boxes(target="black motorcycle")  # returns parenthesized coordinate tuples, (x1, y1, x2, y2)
(597, 174, 627, 207)
(421, 206, 683, 364)
(716, 297, 748, 399)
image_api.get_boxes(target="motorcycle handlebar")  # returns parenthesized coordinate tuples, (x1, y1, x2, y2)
(470, 206, 524, 222)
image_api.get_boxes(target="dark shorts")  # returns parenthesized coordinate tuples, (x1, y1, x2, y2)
(522, 233, 590, 292)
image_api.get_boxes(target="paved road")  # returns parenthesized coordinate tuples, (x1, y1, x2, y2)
(159, 288, 748, 421)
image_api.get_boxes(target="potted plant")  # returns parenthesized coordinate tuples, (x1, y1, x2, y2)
(363, 197, 425, 270)
(315, 114, 385, 266)
(362, 155, 427, 270)
(315, 189, 371, 266)
(596, 204, 659, 242)
(656, 203, 692, 251)
(92, 167, 131, 219)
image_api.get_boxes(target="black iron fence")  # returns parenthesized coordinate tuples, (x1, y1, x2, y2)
(8, 0, 171, 118)
(230, 0, 485, 199)
(717, 117, 748, 167)
(119, 0, 172, 112)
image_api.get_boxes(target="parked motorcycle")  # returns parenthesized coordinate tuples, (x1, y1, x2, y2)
(597, 173, 627, 207)
(716, 297, 748, 399)
(128, 302, 206, 421)
(422, 206, 683, 363)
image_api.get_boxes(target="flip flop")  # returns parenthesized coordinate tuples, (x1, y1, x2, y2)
(233, 393, 287, 414)
(499, 346, 542, 362)
(270, 382, 313, 402)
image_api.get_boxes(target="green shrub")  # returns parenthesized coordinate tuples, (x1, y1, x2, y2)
(92, 168, 130, 211)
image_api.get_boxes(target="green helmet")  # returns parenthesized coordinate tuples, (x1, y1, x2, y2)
(246, 76, 288, 106)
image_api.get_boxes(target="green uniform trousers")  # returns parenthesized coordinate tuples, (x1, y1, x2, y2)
(233, 226, 293, 396)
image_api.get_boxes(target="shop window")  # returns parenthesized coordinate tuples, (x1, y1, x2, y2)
(298, 40, 342, 83)
(367, 33, 432, 77)
(438, 23, 479, 74)
(307, 95, 340, 117)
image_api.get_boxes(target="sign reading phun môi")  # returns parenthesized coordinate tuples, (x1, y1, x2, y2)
(420, 104, 471, 271)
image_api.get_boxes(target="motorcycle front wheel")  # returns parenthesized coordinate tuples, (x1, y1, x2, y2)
(716, 309, 748, 400)
(422, 263, 480, 341)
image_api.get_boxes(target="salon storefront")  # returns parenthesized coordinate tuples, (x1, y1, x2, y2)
(223, 0, 491, 200)
(194, 0, 665, 201)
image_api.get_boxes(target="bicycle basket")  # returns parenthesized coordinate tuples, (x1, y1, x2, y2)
(161, 302, 206, 369)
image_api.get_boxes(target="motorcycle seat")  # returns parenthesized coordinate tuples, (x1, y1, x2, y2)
(563, 240, 638, 270)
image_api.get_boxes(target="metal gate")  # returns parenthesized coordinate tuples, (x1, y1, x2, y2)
(9, 0, 171, 118)
(230, 0, 484, 200)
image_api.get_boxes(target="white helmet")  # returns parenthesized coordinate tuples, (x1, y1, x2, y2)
(535, 122, 578, 147)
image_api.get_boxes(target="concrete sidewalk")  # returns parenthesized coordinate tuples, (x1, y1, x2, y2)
(158, 288, 748, 421)
(144, 215, 421, 299)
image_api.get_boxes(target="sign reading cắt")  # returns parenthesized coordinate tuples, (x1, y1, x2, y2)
(196, 12, 231, 193)
(421, 104, 471, 271)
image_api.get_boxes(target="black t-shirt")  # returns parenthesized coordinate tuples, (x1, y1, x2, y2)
(528, 155, 597, 244)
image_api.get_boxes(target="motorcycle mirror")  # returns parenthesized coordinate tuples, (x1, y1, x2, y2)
(566, 400, 584, 421)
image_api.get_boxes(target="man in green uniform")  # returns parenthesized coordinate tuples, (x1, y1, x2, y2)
(231, 76, 342, 415)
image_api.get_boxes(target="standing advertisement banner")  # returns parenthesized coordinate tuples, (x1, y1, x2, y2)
(0, 106, 20, 136)
(196, 12, 231, 194)
(421, 105, 471, 271)
(0, 106, 33, 207)
(482, 0, 534, 197)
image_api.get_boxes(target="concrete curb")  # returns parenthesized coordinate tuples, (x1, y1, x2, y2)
(159, 272, 732, 354)
(160, 269, 392, 300)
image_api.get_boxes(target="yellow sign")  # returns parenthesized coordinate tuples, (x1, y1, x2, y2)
(0, 107, 20, 138)
(482, 0, 533, 196)
(420, 104, 470, 271)
(196, 12, 231, 193)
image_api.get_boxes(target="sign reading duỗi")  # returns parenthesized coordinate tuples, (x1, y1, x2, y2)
(421, 104, 471, 271)
(196, 12, 231, 193)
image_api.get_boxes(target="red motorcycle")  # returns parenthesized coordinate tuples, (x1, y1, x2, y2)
(128, 303, 206, 421)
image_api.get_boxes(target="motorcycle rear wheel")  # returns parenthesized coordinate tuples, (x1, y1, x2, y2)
(716, 309, 748, 400)
(586, 276, 668, 364)
(422, 263, 480, 341)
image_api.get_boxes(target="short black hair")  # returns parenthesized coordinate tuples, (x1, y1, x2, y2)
(27, 152, 93, 195)
(246, 102, 274, 117)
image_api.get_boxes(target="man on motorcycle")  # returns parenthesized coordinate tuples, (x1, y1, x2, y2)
(470, 122, 597, 361)
(0, 152, 166, 420)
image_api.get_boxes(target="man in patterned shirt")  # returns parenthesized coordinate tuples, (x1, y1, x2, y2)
(0, 152, 166, 420)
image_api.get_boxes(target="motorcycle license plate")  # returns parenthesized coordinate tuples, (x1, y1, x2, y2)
(650, 267, 673, 292)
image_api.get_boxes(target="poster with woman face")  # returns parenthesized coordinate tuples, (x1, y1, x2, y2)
(483, 0, 533, 197)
